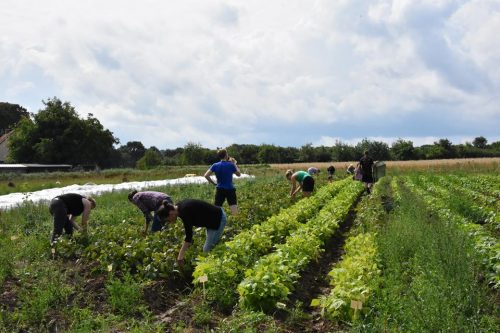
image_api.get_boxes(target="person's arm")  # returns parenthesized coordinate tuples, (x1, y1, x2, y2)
(68, 214, 81, 231)
(177, 241, 191, 265)
(80, 198, 93, 231)
(133, 200, 152, 232)
(204, 169, 217, 186)
(290, 175, 301, 197)
(229, 158, 241, 177)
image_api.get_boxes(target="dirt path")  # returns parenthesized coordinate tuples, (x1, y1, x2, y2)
(274, 193, 364, 332)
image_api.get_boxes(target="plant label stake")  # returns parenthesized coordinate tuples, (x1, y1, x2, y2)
(350, 300, 363, 319)
(51, 247, 56, 259)
(198, 275, 208, 299)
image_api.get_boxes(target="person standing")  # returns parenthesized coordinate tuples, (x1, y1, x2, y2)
(157, 199, 227, 266)
(204, 148, 241, 215)
(49, 193, 96, 243)
(326, 165, 336, 182)
(128, 190, 173, 233)
(285, 169, 315, 198)
(359, 150, 375, 194)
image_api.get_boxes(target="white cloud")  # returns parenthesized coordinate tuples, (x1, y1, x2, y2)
(0, 0, 499, 149)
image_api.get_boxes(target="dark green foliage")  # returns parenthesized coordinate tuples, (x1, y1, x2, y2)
(7, 97, 118, 166)
(0, 102, 29, 134)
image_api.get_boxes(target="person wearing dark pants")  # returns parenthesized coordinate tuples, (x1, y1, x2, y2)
(157, 199, 227, 266)
(285, 169, 315, 198)
(128, 190, 173, 233)
(49, 193, 96, 243)
(359, 150, 376, 194)
(204, 148, 241, 215)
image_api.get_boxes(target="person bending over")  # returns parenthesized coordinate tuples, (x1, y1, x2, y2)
(49, 193, 96, 243)
(128, 190, 173, 233)
(285, 169, 315, 198)
(157, 199, 227, 266)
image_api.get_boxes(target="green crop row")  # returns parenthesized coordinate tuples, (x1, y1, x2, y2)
(412, 174, 499, 235)
(404, 176, 500, 288)
(238, 180, 363, 311)
(313, 177, 393, 321)
(317, 232, 379, 320)
(192, 178, 353, 310)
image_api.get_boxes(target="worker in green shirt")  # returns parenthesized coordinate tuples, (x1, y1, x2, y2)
(285, 169, 315, 198)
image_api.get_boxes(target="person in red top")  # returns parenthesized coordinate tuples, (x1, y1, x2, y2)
(49, 193, 96, 243)
(156, 199, 227, 266)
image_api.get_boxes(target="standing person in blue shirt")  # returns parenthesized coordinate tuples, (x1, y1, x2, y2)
(285, 169, 315, 198)
(204, 148, 241, 215)
(128, 190, 173, 233)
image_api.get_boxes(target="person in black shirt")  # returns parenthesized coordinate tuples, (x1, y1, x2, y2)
(157, 199, 227, 266)
(359, 150, 375, 194)
(326, 165, 335, 182)
(49, 193, 96, 243)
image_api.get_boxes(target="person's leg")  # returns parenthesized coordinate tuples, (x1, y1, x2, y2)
(151, 212, 164, 232)
(226, 189, 238, 215)
(302, 177, 314, 197)
(50, 199, 68, 243)
(203, 209, 227, 252)
(214, 188, 225, 207)
(63, 217, 74, 236)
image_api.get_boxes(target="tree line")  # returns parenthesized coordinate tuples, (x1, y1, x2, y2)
(1, 98, 499, 169)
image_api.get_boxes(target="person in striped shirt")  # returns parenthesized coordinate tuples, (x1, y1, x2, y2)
(128, 190, 173, 233)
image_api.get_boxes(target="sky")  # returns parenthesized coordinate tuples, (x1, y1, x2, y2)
(1, 0, 499, 149)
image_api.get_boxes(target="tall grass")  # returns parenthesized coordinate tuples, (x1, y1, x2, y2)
(355, 179, 498, 332)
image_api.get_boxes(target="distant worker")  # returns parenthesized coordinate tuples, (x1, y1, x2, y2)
(307, 167, 320, 176)
(285, 169, 315, 198)
(346, 164, 355, 175)
(359, 150, 375, 194)
(157, 199, 227, 266)
(128, 190, 173, 233)
(49, 193, 96, 244)
(326, 165, 336, 182)
(204, 148, 241, 215)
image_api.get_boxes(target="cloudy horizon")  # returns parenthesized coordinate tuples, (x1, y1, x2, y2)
(1, 0, 499, 149)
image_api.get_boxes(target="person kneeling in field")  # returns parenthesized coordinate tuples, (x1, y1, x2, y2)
(49, 193, 96, 244)
(285, 169, 315, 198)
(128, 190, 173, 233)
(157, 199, 227, 266)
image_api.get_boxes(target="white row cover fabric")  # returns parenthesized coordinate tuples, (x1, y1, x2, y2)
(0, 174, 253, 210)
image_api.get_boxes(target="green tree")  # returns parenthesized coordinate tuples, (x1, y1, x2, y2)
(257, 144, 280, 163)
(181, 142, 209, 165)
(0, 102, 29, 135)
(136, 148, 163, 169)
(355, 138, 391, 161)
(8, 97, 118, 166)
(331, 141, 356, 161)
(118, 141, 146, 167)
(315, 146, 333, 162)
(298, 143, 316, 162)
(472, 136, 487, 149)
(391, 139, 416, 160)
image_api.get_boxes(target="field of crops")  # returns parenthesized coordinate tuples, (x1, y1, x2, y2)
(0, 162, 498, 332)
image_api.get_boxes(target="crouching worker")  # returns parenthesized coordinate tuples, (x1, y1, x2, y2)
(49, 193, 96, 244)
(128, 190, 173, 233)
(157, 199, 227, 266)
(285, 169, 315, 198)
